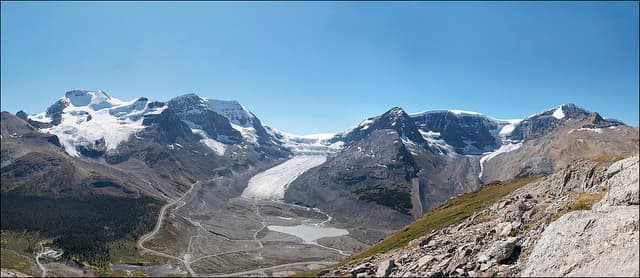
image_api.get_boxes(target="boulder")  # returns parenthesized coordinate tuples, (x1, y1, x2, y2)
(523, 207, 639, 277)
(375, 259, 396, 277)
(480, 237, 517, 264)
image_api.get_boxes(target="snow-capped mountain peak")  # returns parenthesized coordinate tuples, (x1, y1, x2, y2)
(27, 90, 166, 157)
(167, 93, 208, 115)
(526, 103, 587, 120)
(410, 109, 484, 118)
(335, 107, 428, 149)
(207, 99, 256, 127)
(167, 93, 257, 128)
(64, 89, 122, 110)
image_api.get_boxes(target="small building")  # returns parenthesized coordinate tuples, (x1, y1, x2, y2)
(42, 249, 64, 260)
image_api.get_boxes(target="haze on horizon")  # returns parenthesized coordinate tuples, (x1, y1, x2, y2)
(1, 1, 638, 134)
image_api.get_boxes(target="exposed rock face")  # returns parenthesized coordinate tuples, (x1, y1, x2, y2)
(1, 112, 36, 136)
(42, 98, 69, 126)
(4, 90, 292, 201)
(333, 107, 429, 148)
(319, 155, 640, 277)
(599, 156, 640, 206)
(411, 110, 502, 154)
(482, 109, 638, 182)
(167, 94, 243, 142)
(286, 103, 638, 245)
(285, 108, 481, 243)
(523, 207, 639, 277)
(166, 93, 290, 158)
(2, 108, 286, 201)
(1, 112, 142, 198)
(523, 156, 639, 277)
(140, 108, 201, 144)
(285, 128, 420, 243)
(375, 259, 396, 277)
(508, 104, 591, 141)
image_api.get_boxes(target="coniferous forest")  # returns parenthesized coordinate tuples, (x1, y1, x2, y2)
(1, 192, 161, 268)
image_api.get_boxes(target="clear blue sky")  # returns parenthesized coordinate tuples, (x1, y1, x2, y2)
(2, 2, 638, 133)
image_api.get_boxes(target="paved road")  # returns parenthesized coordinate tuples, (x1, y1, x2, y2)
(137, 180, 201, 276)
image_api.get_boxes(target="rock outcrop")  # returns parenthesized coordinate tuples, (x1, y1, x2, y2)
(522, 156, 639, 277)
(319, 154, 640, 277)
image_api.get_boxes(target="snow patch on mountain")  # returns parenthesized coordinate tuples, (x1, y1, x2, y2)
(552, 107, 565, 119)
(28, 113, 53, 123)
(409, 108, 525, 176)
(499, 119, 522, 137)
(418, 130, 456, 156)
(168, 94, 265, 145)
(411, 108, 523, 156)
(410, 109, 484, 117)
(65, 89, 118, 109)
(340, 116, 379, 136)
(190, 129, 227, 156)
(230, 123, 259, 145)
(207, 99, 256, 127)
(359, 119, 376, 130)
(569, 127, 604, 134)
(449, 109, 483, 116)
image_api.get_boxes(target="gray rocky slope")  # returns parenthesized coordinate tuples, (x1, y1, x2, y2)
(4, 91, 639, 251)
(286, 105, 638, 244)
(2, 91, 289, 199)
(320, 154, 639, 277)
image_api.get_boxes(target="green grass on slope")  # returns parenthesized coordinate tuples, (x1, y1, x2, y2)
(293, 177, 539, 277)
(349, 177, 539, 262)
(0, 230, 44, 276)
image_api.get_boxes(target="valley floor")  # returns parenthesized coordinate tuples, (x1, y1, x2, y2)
(127, 155, 368, 276)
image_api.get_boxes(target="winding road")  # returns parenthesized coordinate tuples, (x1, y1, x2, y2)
(135, 156, 352, 276)
(137, 180, 203, 277)
(35, 242, 47, 277)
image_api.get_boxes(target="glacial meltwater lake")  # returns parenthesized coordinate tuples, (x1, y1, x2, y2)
(267, 224, 349, 242)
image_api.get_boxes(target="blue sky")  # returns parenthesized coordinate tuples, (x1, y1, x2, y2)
(1, 2, 638, 133)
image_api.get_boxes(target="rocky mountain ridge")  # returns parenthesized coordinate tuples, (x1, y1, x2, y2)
(5, 90, 637, 224)
(319, 154, 639, 277)
(285, 103, 636, 245)
(2, 90, 292, 200)
(2, 89, 639, 276)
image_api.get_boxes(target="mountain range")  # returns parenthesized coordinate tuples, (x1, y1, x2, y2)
(1, 89, 638, 276)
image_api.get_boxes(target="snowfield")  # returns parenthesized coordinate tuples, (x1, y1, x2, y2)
(266, 127, 342, 155)
(39, 90, 166, 157)
(190, 129, 227, 156)
(242, 155, 327, 200)
(552, 106, 565, 119)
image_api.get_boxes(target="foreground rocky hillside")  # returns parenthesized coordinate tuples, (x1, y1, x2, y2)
(317, 154, 639, 277)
